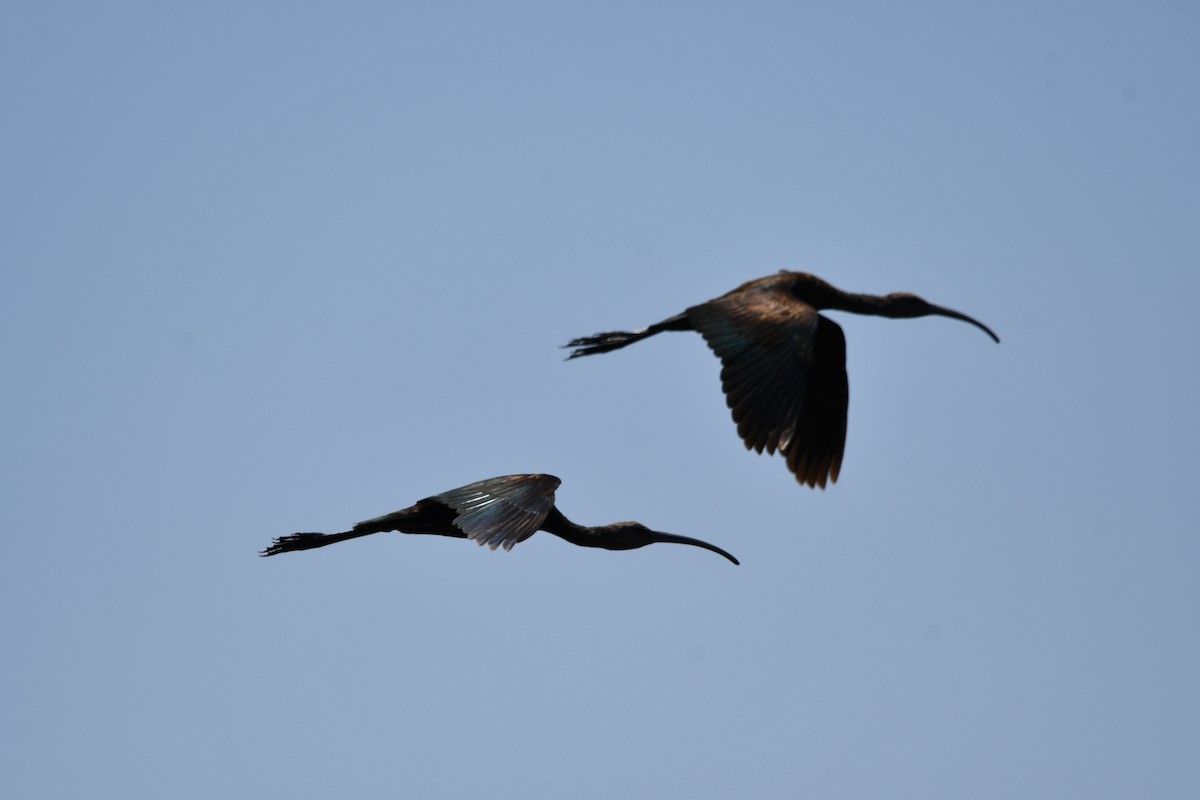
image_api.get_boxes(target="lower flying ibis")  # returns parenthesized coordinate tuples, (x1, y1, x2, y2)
(261, 473, 739, 565)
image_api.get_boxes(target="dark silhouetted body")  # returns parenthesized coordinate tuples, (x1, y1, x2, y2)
(566, 271, 999, 489)
(261, 474, 738, 565)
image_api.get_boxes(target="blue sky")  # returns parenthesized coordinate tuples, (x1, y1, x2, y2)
(3, 2, 1198, 797)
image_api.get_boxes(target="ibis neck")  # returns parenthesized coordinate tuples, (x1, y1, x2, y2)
(787, 274, 886, 315)
(540, 507, 602, 548)
(820, 290, 890, 315)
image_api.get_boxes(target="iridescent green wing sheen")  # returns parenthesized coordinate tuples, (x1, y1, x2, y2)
(436, 474, 561, 551)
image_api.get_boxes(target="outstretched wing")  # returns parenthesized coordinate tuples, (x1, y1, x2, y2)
(786, 314, 847, 488)
(687, 282, 848, 488)
(436, 474, 560, 551)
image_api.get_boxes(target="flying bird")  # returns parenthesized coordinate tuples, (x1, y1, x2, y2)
(566, 271, 999, 489)
(261, 473, 739, 565)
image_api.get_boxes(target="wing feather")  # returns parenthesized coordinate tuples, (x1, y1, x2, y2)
(687, 280, 849, 488)
(435, 474, 560, 551)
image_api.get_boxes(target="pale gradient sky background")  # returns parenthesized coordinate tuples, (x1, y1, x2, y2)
(3, 2, 1198, 798)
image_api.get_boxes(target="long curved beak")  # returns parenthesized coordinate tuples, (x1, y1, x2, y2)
(649, 531, 740, 565)
(929, 304, 1000, 343)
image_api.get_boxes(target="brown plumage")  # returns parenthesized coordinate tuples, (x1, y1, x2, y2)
(566, 271, 999, 489)
(260, 473, 739, 565)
